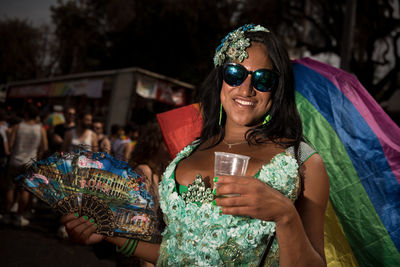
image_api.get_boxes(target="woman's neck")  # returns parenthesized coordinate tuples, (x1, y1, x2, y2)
(224, 121, 251, 142)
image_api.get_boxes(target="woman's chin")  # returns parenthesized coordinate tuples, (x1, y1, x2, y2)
(229, 117, 262, 128)
(245, 119, 264, 128)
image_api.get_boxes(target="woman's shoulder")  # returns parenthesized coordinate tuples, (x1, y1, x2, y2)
(285, 141, 317, 165)
(136, 164, 153, 178)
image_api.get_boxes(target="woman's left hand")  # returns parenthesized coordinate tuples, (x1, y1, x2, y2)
(214, 175, 295, 222)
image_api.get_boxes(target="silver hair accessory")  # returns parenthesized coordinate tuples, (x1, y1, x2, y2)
(213, 24, 270, 67)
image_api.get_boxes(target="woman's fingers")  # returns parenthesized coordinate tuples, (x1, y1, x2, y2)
(220, 206, 260, 217)
(216, 196, 271, 220)
(60, 213, 78, 225)
(79, 223, 98, 244)
(215, 195, 247, 207)
(216, 176, 270, 196)
(215, 175, 253, 185)
(60, 213, 104, 245)
(63, 216, 95, 241)
(64, 216, 87, 231)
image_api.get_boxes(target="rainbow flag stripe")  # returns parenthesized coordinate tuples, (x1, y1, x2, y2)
(294, 58, 400, 266)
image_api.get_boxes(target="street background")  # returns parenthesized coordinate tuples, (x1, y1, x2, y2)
(0, 201, 115, 267)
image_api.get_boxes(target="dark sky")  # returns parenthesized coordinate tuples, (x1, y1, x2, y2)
(0, 0, 57, 25)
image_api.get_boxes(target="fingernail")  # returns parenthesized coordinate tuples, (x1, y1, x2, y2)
(94, 223, 97, 227)
(212, 200, 216, 206)
(89, 218, 95, 223)
(212, 188, 217, 195)
(74, 212, 79, 218)
(213, 177, 219, 182)
(219, 209, 223, 215)
(83, 215, 88, 221)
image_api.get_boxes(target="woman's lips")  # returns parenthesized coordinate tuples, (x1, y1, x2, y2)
(234, 98, 255, 107)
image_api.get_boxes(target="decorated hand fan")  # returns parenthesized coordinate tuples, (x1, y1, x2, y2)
(16, 150, 160, 242)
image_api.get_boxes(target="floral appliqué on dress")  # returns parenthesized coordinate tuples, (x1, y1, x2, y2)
(157, 142, 300, 266)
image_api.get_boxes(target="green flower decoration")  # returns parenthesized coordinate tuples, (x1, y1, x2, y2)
(213, 24, 270, 67)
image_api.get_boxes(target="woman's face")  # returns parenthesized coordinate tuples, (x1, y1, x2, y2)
(82, 114, 93, 129)
(93, 122, 103, 135)
(220, 42, 273, 128)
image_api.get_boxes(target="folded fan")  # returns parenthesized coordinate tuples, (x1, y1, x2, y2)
(16, 150, 160, 242)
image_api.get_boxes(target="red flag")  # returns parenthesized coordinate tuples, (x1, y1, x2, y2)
(156, 103, 202, 158)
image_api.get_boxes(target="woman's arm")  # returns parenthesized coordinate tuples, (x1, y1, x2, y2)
(123, 142, 132, 162)
(215, 153, 329, 267)
(101, 137, 111, 154)
(61, 131, 72, 152)
(8, 124, 18, 152)
(275, 154, 329, 266)
(91, 131, 98, 152)
(38, 126, 48, 158)
(0, 128, 10, 155)
(104, 236, 160, 264)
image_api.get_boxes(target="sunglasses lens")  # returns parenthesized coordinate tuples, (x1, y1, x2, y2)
(223, 64, 247, 86)
(252, 70, 277, 92)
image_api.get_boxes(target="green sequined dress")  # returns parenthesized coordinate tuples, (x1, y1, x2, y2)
(157, 141, 314, 266)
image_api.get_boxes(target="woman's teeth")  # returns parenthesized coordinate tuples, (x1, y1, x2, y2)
(235, 99, 254, 106)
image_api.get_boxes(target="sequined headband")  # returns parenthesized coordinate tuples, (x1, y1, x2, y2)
(213, 24, 270, 67)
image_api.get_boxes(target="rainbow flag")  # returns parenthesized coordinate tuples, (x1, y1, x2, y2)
(156, 58, 400, 266)
(294, 58, 400, 266)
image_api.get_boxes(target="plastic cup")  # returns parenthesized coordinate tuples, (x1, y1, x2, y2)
(214, 152, 250, 196)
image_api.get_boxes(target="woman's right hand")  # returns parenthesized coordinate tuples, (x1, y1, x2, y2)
(61, 213, 105, 245)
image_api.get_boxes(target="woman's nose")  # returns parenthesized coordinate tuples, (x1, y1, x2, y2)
(238, 76, 256, 96)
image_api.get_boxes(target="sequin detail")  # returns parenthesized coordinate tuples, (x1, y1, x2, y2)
(181, 174, 214, 205)
(213, 24, 270, 67)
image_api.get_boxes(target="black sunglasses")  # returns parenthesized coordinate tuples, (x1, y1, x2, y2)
(223, 63, 279, 92)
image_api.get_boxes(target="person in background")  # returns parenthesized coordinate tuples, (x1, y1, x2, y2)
(0, 108, 10, 222)
(62, 111, 98, 152)
(109, 124, 120, 145)
(125, 122, 140, 152)
(4, 104, 48, 226)
(0, 108, 10, 164)
(53, 106, 76, 151)
(130, 121, 171, 188)
(111, 124, 131, 162)
(93, 119, 111, 153)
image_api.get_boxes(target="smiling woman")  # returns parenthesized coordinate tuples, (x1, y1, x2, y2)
(61, 24, 329, 267)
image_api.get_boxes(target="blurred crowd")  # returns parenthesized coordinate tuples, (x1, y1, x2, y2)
(0, 104, 171, 235)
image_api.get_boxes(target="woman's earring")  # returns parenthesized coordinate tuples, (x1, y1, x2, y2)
(219, 103, 223, 126)
(262, 114, 271, 125)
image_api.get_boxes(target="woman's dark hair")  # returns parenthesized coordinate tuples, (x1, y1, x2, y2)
(0, 108, 7, 121)
(129, 121, 170, 176)
(196, 29, 303, 155)
(24, 104, 40, 120)
(110, 124, 121, 135)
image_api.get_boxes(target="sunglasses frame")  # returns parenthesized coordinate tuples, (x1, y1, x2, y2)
(222, 63, 279, 92)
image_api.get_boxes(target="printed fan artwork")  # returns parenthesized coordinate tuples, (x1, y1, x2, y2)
(17, 150, 159, 242)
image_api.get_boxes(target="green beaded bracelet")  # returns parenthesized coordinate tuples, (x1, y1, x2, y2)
(121, 239, 134, 255)
(115, 239, 130, 253)
(124, 239, 138, 257)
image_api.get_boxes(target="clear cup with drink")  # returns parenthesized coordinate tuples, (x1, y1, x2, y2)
(214, 151, 250, 197)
